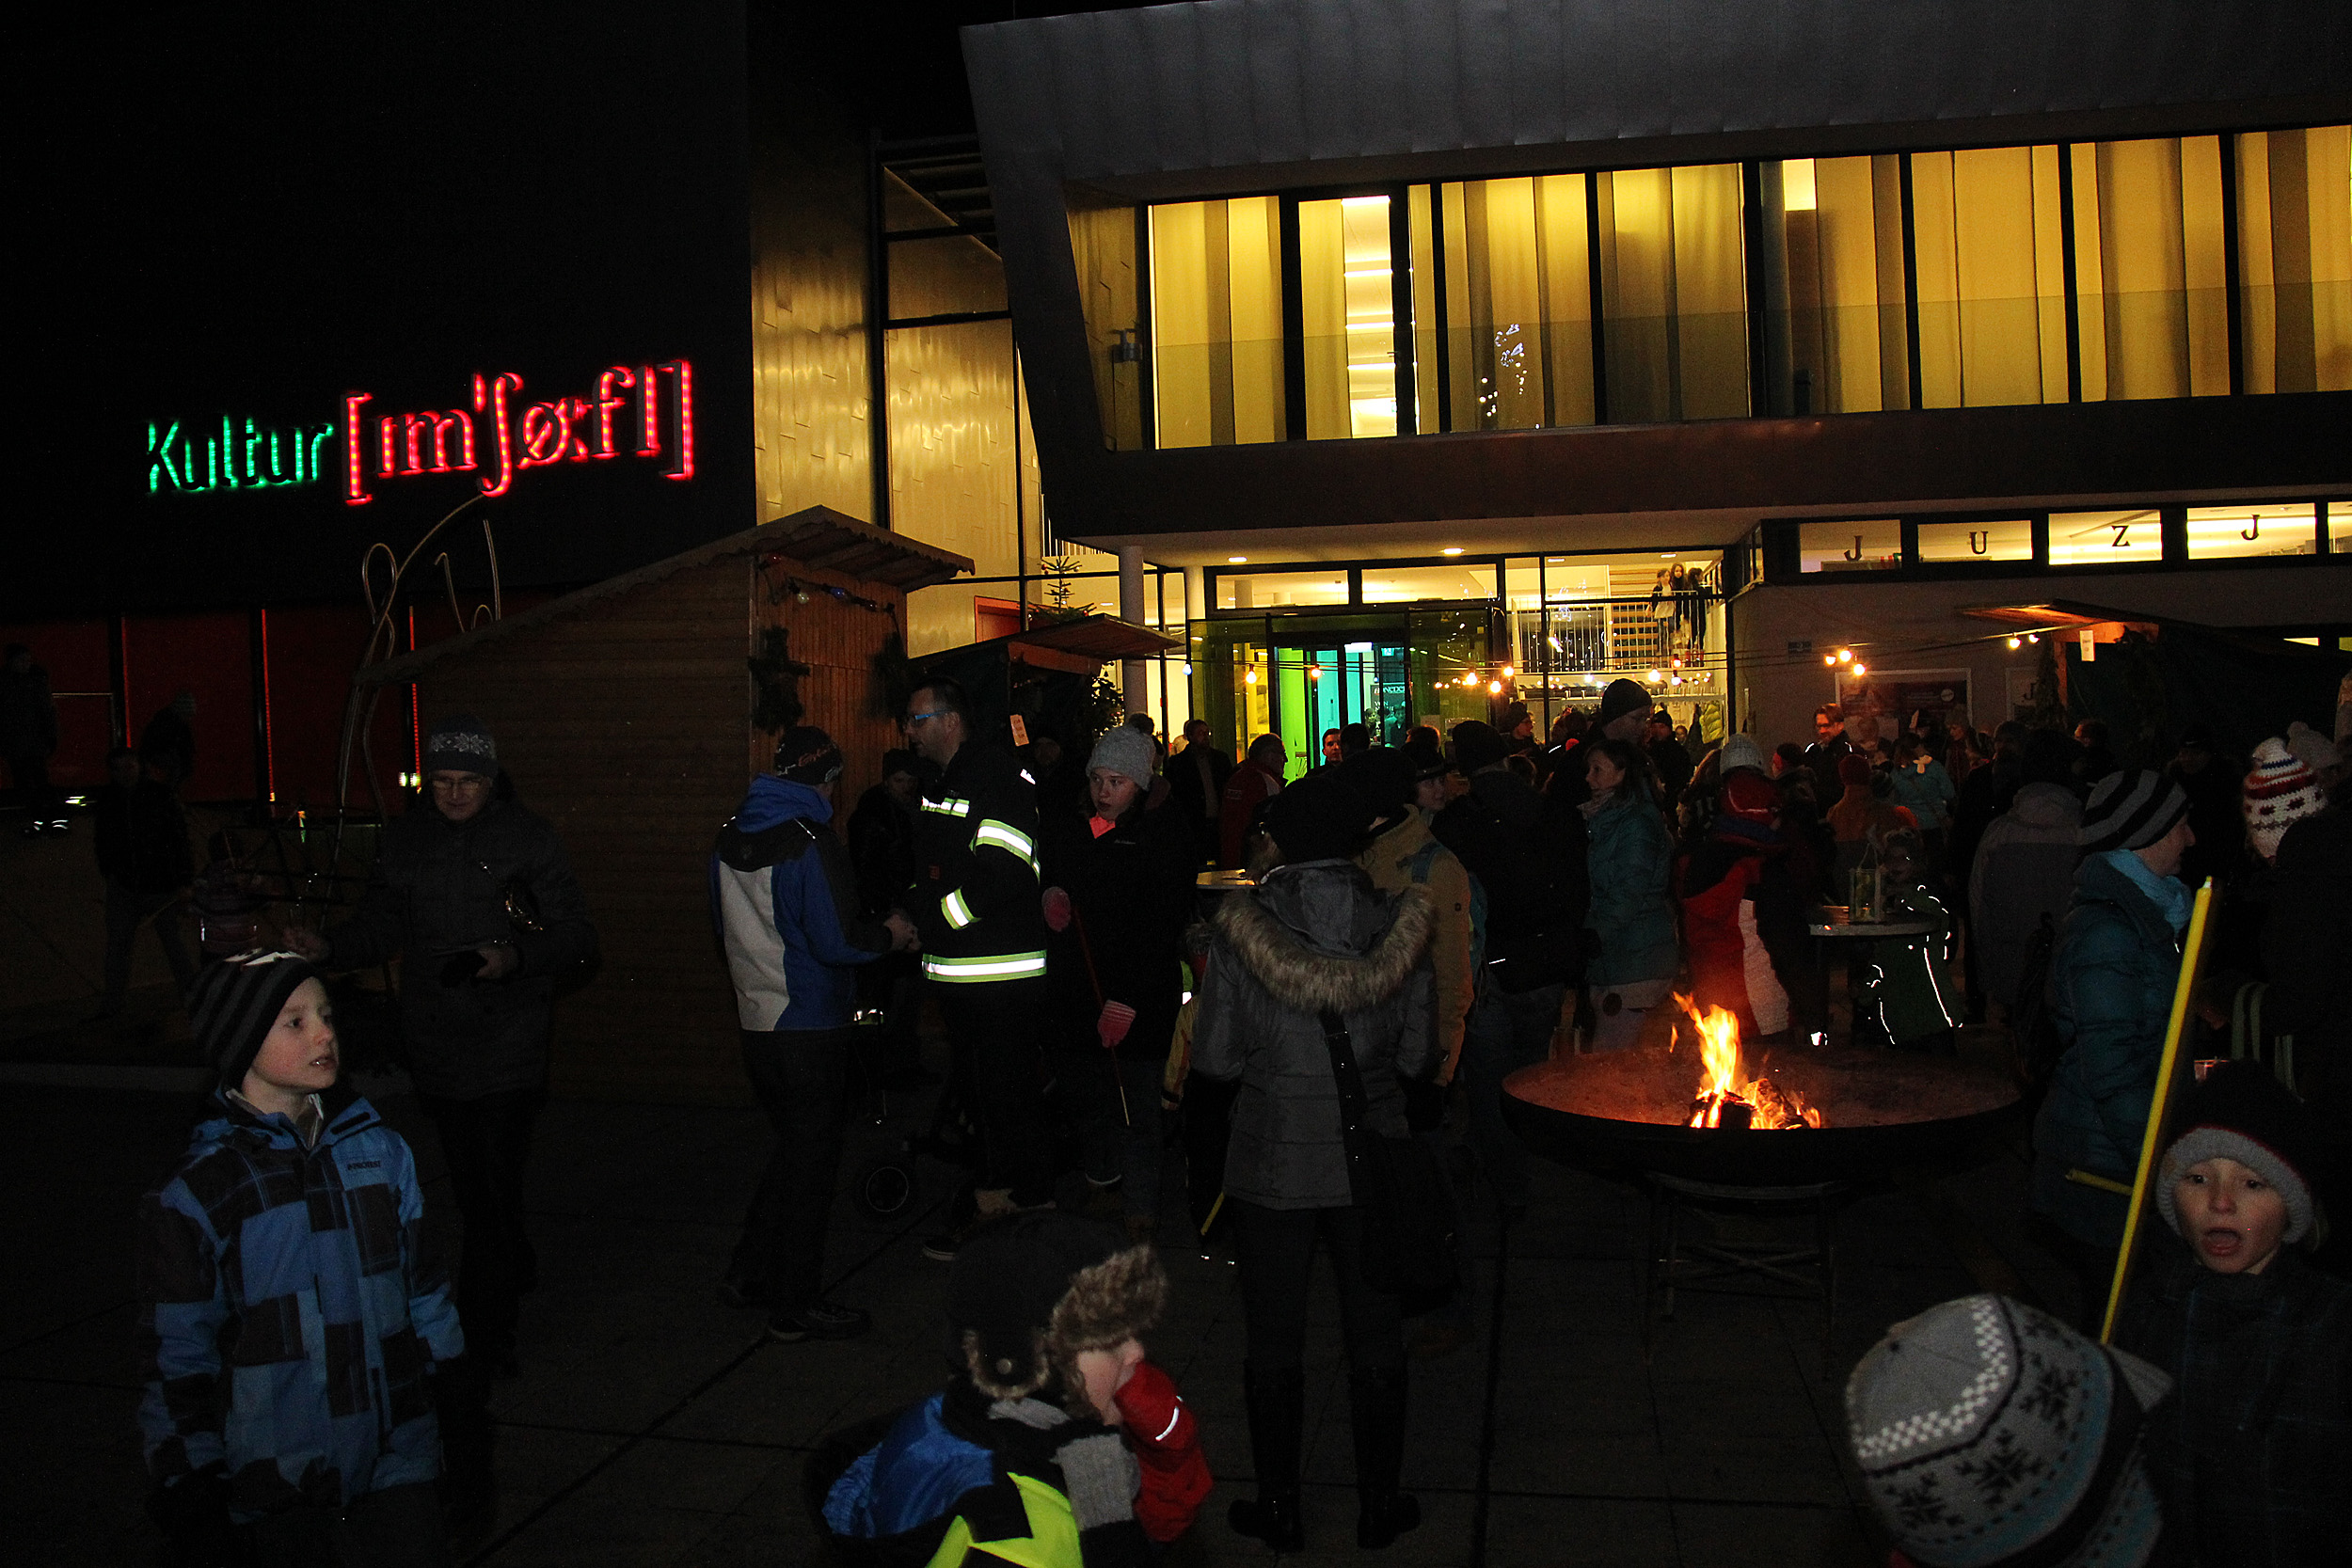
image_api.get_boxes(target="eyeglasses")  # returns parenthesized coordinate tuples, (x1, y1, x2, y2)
(428, 775, 490, 794)
(904, 711, 945, 727)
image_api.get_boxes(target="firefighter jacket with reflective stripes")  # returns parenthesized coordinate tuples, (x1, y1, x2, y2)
(910, 741, 1048, 984)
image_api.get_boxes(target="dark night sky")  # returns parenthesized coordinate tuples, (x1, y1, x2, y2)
(10, 1, 1145, 619)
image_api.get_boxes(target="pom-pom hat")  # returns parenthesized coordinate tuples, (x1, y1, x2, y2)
(772, 724, 844, 785)
(1846, 1294, 2169, 1568)
(1085, 724, 1155, 784)
(2242, 737, 2326, 862)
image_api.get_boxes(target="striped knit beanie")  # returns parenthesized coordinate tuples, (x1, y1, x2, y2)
(1846, 1294, 2170, 1568)
(2241, 738, 2325, 862)
(188, 951, 321, 1085)
(2078, 770, 2189, 853)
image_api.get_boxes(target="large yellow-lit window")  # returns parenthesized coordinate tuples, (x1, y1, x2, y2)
(2236, 126, 2352, 394)
(1911, 146, 2070, 408)
(1299, 196, 1399, 438)
(1916, 519, 2033, 564)
(2072, 137, 2232, 401)
(1765, 156, 1910, 414)
(1597, 164, 1751, 421)
(1149, 197, 1286, 449)
(1437, 176, 1594, 430)
(1799, 519, 1901, 574)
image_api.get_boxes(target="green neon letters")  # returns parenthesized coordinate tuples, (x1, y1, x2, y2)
(147, 417, 336, 494)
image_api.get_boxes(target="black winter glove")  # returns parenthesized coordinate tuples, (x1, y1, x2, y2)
(147, 1466, 236, 1568)
(1402, 1071, 1447, 1133)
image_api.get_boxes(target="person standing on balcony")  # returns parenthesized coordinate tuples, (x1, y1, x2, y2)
(899, 677, 1056, 1261)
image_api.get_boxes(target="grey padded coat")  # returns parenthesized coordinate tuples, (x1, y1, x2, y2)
(1191, 861, 1437, 1211)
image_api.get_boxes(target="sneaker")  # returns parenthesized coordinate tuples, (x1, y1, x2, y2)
(716, 1278, 769, 1310)
(767, 1301, 872, 1342)
(921, 1230, 962, 1262)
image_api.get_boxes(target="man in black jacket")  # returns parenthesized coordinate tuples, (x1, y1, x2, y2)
(1165, 720, 1232, 867)
(847, 749, 930, 1088)
(1436, 721, 1590, 1215)
(93, 746, 197, 1012)
(287, 714, 597, 1373)
(898, 677, 1054, 1259)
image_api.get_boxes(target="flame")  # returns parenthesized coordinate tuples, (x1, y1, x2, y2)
(1673, 994, 1825, 1131)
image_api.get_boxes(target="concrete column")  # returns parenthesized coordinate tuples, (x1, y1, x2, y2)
(1119, 545, 1148, 713)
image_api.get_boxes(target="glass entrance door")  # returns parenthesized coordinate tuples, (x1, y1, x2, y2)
(1195, 610, 1492, 779)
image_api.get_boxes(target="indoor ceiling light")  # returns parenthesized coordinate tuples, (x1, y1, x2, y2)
(1441, 546, 1464, 556)
(1228, 556, 1248, 563)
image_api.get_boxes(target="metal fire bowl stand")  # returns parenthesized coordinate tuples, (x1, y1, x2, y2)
(1502, 1056, 2025, 1352)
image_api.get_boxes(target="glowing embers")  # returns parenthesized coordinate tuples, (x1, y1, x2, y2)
(344, 359, 694, 505)
(147, 417, 336, 495)
(1674, 994, 1824, 1131)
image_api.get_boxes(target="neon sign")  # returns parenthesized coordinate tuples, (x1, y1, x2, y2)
(149, 417, 337, 494)
(149, 356, 695, 505)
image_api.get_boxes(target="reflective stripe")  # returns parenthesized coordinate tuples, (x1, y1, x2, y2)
(972, 818, 1037, 868)
(923, 951, 1048, 983)
(922, 796, 972, 817)
(943, 889, 976, 929)
(919, 1473, 1078, 1568)
(1152, 1403, 1184, 1443)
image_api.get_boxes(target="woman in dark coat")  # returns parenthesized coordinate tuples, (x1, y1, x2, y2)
(1039, 726, 1196, 1242)
(1192, 770, 1437, 1553)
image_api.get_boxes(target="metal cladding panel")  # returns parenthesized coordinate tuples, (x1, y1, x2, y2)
(962, 0, 2352, 543)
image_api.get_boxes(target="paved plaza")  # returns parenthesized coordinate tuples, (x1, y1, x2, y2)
(5, 1022, 2077, 1568)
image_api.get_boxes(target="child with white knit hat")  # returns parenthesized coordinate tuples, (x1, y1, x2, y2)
(2241, 737, 2328, 863)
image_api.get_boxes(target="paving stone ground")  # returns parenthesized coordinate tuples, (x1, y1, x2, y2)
(3, 1009, 2081, 1568)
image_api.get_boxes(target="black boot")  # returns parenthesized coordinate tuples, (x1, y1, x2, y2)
(1349, 1364, 1421, 1549)
(1228, 1360, 1306, 1551)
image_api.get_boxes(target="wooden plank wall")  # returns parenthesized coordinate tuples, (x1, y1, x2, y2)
(748, 557, 909, 807)
(417, 559, 752, 1103)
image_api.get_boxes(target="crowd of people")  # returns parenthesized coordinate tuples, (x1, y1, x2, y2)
(108, 657, 2352, 1565)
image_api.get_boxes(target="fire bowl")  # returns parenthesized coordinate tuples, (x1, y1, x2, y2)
(1502, 1043, 2022, 1188)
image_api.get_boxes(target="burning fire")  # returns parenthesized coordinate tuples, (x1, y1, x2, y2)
(1673, 994, 1824, 1131)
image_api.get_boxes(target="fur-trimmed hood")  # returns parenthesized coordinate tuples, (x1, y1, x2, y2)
(1212, 861, 1433, 1014)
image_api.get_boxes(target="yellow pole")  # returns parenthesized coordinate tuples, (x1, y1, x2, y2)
(2099, 877, 2217, 1344)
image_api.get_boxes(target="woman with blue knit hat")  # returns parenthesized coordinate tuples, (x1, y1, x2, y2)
(137, 951, 466, 1565)
(2029, 769, 2196, 1326)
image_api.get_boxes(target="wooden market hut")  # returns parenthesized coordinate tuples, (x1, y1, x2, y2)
(353, 505, 970, 1103)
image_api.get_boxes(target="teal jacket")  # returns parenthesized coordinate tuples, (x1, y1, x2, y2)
(2030, 851, 2185, 1244)
(1581, 793, 1678, 988)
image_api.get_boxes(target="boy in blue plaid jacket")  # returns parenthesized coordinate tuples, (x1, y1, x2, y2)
(137, 952, 466, 1566)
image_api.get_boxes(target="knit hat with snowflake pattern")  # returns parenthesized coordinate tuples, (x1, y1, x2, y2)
(1846, 1294, 2171, 1568)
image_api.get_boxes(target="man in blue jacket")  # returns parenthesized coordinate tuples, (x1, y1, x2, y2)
(712, 726, 912, 1341)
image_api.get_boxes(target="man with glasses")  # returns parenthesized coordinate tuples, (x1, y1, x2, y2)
(288, 715, 596, 1382)
(898, 677, 1054, 1259)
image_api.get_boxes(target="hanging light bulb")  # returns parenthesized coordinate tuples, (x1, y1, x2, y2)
(1502, 665, 1516, 677)
(1245, 670, 1259, 686)
(1823, 655, 1837, 667)
(1836, 648, 1853, 663)
(1487, 679, 1503, 695)
(2006, 637, 2022, 650)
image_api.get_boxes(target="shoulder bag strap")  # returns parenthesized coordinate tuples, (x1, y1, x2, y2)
(1317, 1009, 1377, 1195)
